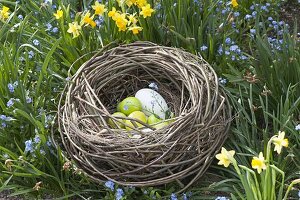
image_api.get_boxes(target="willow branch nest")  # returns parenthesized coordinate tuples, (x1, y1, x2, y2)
(54, 41, 231, 191)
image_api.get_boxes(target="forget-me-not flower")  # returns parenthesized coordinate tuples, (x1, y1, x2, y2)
(115, 188, 124, 200)
(105, 180, 115, 191)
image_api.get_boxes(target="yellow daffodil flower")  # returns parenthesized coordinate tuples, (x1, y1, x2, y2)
(108, 7, 117, 20)
(231, 0, 238, 8)
(251, 152, 266, 174)
(53, 9, 63, 20)
(115, 13, 128, 31)
(272, 131, 288, 154)
(126, 0, 137, 7)
(136, 0, 147, 8)
(140, 4, 154, 18)
(215, 147, 235, 167)
(81, 11, 96, 28)
(92, 1, 107, 16)
(127, 13, 138, 25)
(0, 6, 10, 20)
(129, 25, 142, 34)
(67, 21, 81, 38)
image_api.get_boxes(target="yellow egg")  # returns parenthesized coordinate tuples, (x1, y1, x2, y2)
(125, 111, 147, 130)
(117, 97, 142, 115)
(153, 121, 169, 130)
(107, 112, 127, 128)
(147, 114, 162, 125)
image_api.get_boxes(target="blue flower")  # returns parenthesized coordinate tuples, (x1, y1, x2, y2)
(8, 83, 15, 93)
(105, 180, 115, 191)
(52, 27, 59, 33)
(221, 9, 227, 15)
(155, 3, 162, 10)
(272, 20, 277, 25)
(252, 11, 257, 17)
(26, 97, 32, 103)
(33, 39, 40, 46)
(295, 124, 300, 131)
(115, 188, 124, 200)
(240, 55, 248, 60)
(225, 37, 231, 45)
(250, 5, 255, 10)
(18, 14, 23, 20)
(261, 5, 268, 12)
(28, 51, 34, 59)
(266, 3, 270, 6)
(46, 139, 52, 147)
(233, 12, 240, 17)
(268, 16, 273, 21)
(45, 23, 52, 31)
(182, 193, 188, 200)
(245, 14, 252, 20)
(278, 21, 284, 26)
(34, 135, 41, 143)
(40, 149, 46, 155)
(25, 139, 34, 153)
(217, 45, 223, 55)
(250, 29, 256, 35)
(0, 115, 7, 120)
(149, 82, 158, 90)
(215, 197, 229, 200)
(7, 99, 14, 107)
(200, 45, 208, 51)
(170, 193, 177, 200)
(229, 45, 239, 52)
(219, 78, 227, 85)
(1, 122, 7, 128)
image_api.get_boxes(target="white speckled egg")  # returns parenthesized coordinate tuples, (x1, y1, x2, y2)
(135, 88, 169, 119)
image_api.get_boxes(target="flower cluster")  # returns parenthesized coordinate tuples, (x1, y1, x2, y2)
(216, 131, 289, 174)
(104, 180, 125, 200)
(108, 1, 154, 34)
(218, 39, 248, 61)
(53, 1, 154, 38)
(0, 114, 13, 128)
(0, 6, 10, 21)
(169, 192, 192, 200)
(24, 135, 47, 156)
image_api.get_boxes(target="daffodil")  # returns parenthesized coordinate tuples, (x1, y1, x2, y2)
(0, 6, 10, 20)
(215, 147, 235, 167)
(129, 25, 142, 34)
(53, 9, 63, 19)
(114, 13, 128, 31)
(108, 7, 117, 20)
(92, 1, 107, 16)
(127, 13, 138, 25)
(136, 0, 147, 8)
(81, 11, 96, 28)
(272, 131, 288, 154)
(126, 0, 137, 7)
(231, 0, 238, 8)
(140, 4, 154, 18)
(251, 152, 266, 174)
(67, 21, 81, 38)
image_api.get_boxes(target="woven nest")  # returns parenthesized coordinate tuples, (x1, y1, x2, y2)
(55, 41, 231, 191)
